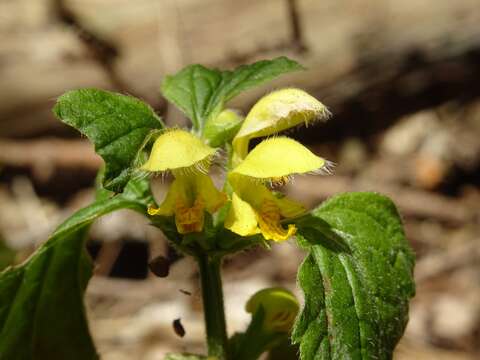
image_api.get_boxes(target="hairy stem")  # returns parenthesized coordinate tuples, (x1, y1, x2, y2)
(197, 254, 229, 359)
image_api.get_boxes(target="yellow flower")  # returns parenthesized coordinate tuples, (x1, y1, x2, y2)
(225, 89, 332, 242)
(246, 287, 299, 333)
(142, 129, 226, 234)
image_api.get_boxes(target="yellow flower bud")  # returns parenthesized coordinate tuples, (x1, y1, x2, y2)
(246, 287, 299, 332)
(203, 108, 244, 147)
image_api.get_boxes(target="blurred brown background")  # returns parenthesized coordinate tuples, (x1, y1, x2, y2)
(1, 0, 480, 359)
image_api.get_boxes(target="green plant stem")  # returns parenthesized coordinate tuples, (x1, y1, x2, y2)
(197, 254, 229, 359)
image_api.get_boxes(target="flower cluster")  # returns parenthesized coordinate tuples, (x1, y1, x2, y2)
(142, 88, 331, 242)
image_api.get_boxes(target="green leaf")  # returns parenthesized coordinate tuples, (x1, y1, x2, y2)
(161, 57, 303, 131)
(53, 89, 164, 192)
(164, 354, 207, 360)
(293, 215, 350, 253)
(292, 192, 415, 360)
(0, 239, 15, 272)
(0, 179, 152, 360)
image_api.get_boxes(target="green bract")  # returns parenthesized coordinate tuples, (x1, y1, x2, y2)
(0, 57, 415, 360)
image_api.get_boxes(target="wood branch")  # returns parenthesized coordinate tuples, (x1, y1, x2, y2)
(94, 241, 124, 277)
(0, 138, 102, 171)
(1, 0, 479, 136)
(415, 241, 480, 283)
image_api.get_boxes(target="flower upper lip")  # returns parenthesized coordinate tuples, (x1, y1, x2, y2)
(230, 136, 329, 181)
(141, 128, 217, 173)
(232, 88, 331, 164)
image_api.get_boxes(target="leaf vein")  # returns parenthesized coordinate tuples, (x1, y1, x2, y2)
(339, 254, 367, 360)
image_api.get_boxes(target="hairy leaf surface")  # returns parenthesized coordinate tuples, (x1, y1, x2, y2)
(53, 89, 164, 192)
(293, 192, 415, 360)
(0, 179, 152, 360)
(161, 57, 303, 133)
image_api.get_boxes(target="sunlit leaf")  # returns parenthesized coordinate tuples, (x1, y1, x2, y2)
(54, 89, 164, 192)
(293, 192, 415, 359)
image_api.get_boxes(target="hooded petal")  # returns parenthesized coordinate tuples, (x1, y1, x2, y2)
(231, 137, 328, 181)
(233, 88, 330, 160)
(142, 129, 216, 172)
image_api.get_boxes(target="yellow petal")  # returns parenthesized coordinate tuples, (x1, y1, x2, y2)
(272, 194, 306, 218)
(224, 192, 260, 236)
(194, 174, 227, 214)
(148, 178, 186, 216)
(246, 287, 299, 333)
(141, 129, 216, 172)
(227, 175, 268, 209)
(226, 176, 300, 241)
(257, 199, 297, 242)
(232, 137, 328, 180)
(229, 175, 305, 218)
(233, 88, 330, 160)
(148, 173, 225, 234)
